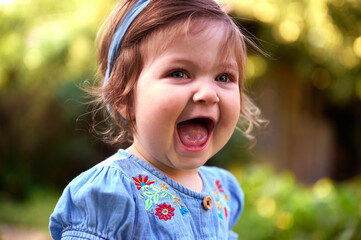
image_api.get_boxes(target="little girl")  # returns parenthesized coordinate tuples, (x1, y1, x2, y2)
(49, 0, 262, 239)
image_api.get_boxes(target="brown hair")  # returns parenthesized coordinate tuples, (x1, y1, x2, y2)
(89, 0, 265, 147)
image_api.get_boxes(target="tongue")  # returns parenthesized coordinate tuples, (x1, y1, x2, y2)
(177, 119, 208, 147)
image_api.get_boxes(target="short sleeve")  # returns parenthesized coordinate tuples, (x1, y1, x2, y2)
(49, 165, 136, 240)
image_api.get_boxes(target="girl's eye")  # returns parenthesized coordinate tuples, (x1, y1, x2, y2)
(216, 73, 233, 82)
(170, 71, 188, 78)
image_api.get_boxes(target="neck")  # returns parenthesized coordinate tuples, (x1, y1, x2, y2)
(126, 146, 204, 192)
(167, 170, 203, 192)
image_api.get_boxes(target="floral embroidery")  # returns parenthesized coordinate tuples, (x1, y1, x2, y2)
(213, 179, 230, 220)
(133, 175, 189, 220)
(215, 179, 224, 193)
(160, 182, 168, 190)
(155, 203, 175, 221)
(180, 207, 189, 215)
(172, 193, 180, 204)
(133, 175, 155, 190)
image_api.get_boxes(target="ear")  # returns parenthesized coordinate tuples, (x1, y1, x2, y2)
(117, 83, 137, 121)
(117, 103, 135, 121)
(117, 103, 127, 119)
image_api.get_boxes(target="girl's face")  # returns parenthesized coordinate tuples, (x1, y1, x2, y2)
(126, 21, 241, 177)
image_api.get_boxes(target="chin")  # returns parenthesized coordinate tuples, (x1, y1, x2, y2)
(174, 154, 212, 170)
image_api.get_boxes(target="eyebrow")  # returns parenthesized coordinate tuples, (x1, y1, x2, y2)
(220, 60, 239, 71)
(164, 57, 239, 72)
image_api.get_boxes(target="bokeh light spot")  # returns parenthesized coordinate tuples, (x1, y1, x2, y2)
(253, 2, 276, 23)
(66, 35, 93, 73)
(308, 27, 327, 48)
(247, 55, 267, 79)
(353, 36, 361, 58)
(256, 196, 276, 218)
(23, 48, 42, 70)
(340, 47, 359, 69)
(278, 21, 300, 42)
(274, 211, 294, 230)
(0, 0, 15, 6)
(313, 178, 334, 199)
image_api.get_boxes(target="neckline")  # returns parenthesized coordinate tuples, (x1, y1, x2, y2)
(117, 149, 210, 200)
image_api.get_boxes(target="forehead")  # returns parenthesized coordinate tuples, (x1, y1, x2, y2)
(141, 18, 244, 67)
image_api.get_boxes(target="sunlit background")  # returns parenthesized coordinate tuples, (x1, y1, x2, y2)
(0, 0, 360, 239)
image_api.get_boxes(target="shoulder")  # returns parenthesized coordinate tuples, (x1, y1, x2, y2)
(200, 166, 243, 194)
(49, 150, 139, 240)
(59, 150, 138, 201)
(200, 165, 244, 227)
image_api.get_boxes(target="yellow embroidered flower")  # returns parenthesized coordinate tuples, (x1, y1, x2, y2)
(172, 193, 180, 204)
(160, 182, 169, 190)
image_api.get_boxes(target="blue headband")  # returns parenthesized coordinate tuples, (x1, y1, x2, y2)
(103, 0, 152, 87)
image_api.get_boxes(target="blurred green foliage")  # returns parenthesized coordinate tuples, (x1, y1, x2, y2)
(1, 0, 360, 195)
(0, 164, 360, 239)
(234, 165, 361, 240)
(0, 0, 114, 198)
(229, 0, 361, 183)
(0, 0, 361, 237)
(0, 188, 59, 230)
(231, 0, 361, 104)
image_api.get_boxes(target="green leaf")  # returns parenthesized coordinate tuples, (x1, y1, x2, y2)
(151, 185, 161, 192)
(153, 193, 160, 204)
(160, 191, 168, 198)
(145, 198, 153, 211)
(141, 186, 149, 191)
(143, 191, 153, 198)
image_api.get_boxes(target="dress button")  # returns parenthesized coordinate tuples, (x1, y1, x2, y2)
(202, 196, 213, 210)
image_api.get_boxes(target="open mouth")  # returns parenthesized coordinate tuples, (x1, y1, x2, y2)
(176, 118, 214, 150)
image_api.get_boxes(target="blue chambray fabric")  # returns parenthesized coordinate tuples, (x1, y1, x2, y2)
(49, 149, 244, 240)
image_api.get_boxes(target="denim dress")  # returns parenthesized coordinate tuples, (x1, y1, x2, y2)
(49, 149, 244, 240)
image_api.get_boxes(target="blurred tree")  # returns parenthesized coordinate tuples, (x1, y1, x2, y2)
(225, 0, 361, 183)
(0, 0, 115, 199)
(0, 0, 361, 200)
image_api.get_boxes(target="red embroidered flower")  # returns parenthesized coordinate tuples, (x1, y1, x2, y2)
(215, 179, 224, 193)
(155, 203, 175, 221)
(133, 175, 155, 190)
(224, 207, 228, 220)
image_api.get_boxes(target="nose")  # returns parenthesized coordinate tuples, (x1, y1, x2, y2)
(192, 82, 219, 104)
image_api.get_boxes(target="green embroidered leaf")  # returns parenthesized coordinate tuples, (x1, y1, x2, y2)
(153, 193, 160, 204)
(143, 191, 153, 198)
(145, 198, 153, 211)
(141, 185, 149, 191)
(160, 191, 168, 198)
(151, 185, 161, 192)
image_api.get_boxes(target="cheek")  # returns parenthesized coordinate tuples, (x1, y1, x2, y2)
(157, 97, 184, 119)
(223, 90, 241, 124)
(133, 87, 184, 136)
(146, 86, 186, 117)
